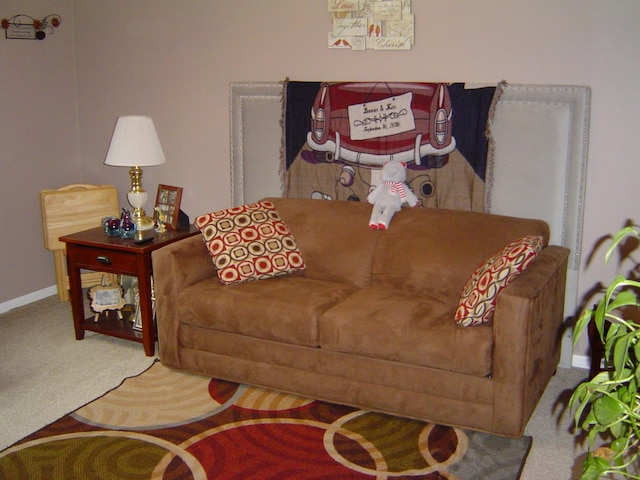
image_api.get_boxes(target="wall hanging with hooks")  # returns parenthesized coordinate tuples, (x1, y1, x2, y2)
(1, 14, 61, 40)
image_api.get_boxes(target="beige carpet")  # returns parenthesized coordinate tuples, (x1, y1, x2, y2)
(0, 295, 591, 479)
(0, 296, 155, 452)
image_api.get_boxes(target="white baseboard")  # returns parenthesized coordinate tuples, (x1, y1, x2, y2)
(0, 286, 58, 315)
(571, 354, 591, 370)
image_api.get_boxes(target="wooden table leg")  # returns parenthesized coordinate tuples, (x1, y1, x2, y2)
(66, 248, 85, 340)
(136, 255, 156, 356)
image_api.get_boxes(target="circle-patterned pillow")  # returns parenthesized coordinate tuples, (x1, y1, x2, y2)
(195, 201, 305, 285)
(455, 235, 544, 327)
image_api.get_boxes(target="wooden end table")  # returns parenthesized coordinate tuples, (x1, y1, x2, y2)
(60, 225, 199, 356)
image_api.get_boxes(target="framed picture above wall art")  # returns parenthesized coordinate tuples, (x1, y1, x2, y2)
(154, 184, 183, 229)
(327, 0, 414, 50)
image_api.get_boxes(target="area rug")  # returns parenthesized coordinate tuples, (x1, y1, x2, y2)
(0, 362, 531, 479)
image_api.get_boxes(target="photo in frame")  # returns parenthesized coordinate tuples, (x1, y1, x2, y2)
(88, 276, 125, 322)
(131, 276, 156, 332)
(154, 184, 183, 229)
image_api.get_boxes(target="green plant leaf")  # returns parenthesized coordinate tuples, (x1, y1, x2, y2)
(619, 385, 631, 404)
(610, 419, 627, 439)
(629, 376, 638, 399)
(574, 308, 595, 347)
(590, 371, 612, 386)
(611, 436, 629, 453)
(634, 341, 640, 366)
(570, 383, 591, 426)
(594, 395, 625, 425)
(613, 333, 633, 377)
(608, 289, 639, 310)
(581, 454, 611, 480)
(605, 226, 640, 264)
(605, 323, 624, 354)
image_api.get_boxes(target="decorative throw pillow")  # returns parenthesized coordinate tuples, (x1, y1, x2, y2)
(455, 235, 544, 327)
(195, 200, 305, 285)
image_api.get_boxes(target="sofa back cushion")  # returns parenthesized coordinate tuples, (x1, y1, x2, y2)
(268, 198, 378, 289)
(371, 206, 550, 301)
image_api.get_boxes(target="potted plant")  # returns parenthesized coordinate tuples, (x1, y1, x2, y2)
(570, 225, 640, 480)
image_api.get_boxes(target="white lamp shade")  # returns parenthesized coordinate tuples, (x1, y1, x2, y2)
(104, 115, 166, 167)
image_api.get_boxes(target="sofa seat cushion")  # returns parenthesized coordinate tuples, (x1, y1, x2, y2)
(178, 276, 358, 347)
(318, 286, 493, 377)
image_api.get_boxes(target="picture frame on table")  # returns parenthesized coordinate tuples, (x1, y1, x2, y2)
(131, 277, 156, 332)
(88, 280, 125, 322)
(154, 184, 183, 230)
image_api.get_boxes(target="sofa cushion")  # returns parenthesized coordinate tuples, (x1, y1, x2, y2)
(455, 235, 544, 327)
(319, 286, 493, 377)
(268, 198, 378, 289)
(178, 276, 358, 347)
(370, 206, 550, 302)
(195, 200, 305, 285)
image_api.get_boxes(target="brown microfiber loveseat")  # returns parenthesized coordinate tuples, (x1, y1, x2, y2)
(152, 197, 569, 438)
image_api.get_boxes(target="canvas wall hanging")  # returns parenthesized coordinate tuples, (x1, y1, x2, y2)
(283, 81, 501, 212)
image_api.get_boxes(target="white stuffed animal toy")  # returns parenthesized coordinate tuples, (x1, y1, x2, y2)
(367, 160, 419, 230)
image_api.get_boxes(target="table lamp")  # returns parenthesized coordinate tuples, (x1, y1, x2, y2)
(104, 115, 166, 231)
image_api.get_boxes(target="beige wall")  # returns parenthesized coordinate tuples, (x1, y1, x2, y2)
(3, 1, 640, 362)
(0, 0, 78, 303)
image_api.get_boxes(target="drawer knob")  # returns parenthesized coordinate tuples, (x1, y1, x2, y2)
(97, 255, 111, 265)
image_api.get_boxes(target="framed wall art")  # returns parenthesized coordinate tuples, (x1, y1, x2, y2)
(154, 184, 183, 230)
(327, 0, 414, 51)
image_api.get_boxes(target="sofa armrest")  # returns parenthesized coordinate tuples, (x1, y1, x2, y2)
(490, 245, 569, 437)
(152, 234, 216, 366)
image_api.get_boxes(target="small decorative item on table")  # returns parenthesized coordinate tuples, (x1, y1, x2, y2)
(154, 184, 183, 230)
(118, 208, 137, 238)
(102, 216, 121, 237)
(88, 276, 125, 322)
(153, 207, 166, 233)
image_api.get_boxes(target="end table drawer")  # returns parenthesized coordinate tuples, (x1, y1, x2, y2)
(67, 246, 139, 275)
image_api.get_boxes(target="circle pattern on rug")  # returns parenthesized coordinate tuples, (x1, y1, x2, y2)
(72, 364, 227, 429)
(0, 432, 206, 480)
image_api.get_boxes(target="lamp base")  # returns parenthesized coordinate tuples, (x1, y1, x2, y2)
(131, 208, 155, 231)
(127, 178, 154, 231)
